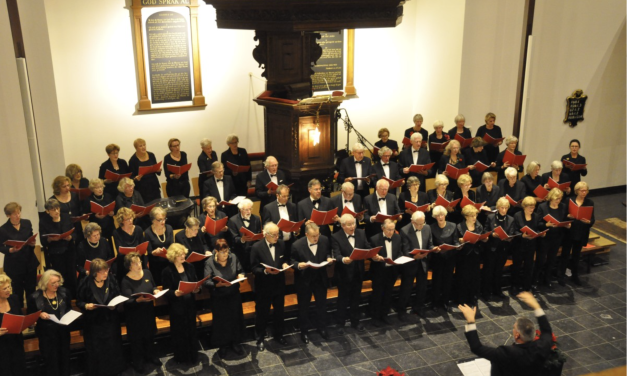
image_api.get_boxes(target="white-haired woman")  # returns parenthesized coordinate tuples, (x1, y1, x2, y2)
(495, 136, 524, 181)
(428, 120, 450, 166)
(536, 188, 570, 289)
(198, 138, 218, 198)
(438, 139, 466, 196)
(221, 134, 251, 197)
(0, 273, 26, 376)
(175, 217, 211, 279)
(520, 161, 543, 202)
(447, 114, 472, 146)
(497, 167, 526, 216)
(84, 178, 115, 239)
(76, 223, 114, 281)
(429, 205, 460, 312)
(541, 160, 571, 195)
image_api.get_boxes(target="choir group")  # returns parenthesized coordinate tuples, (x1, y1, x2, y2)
(0, 114, 594, 375)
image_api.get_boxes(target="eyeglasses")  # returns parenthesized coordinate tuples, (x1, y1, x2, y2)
(155, 218, 166, 222)
(267, 233, 279, 238)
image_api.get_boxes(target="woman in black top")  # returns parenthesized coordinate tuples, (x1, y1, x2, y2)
(482, 198, 517, 299)
(144, 207, 173, 286)
(76, 223, 114, 282)
(476, 172, 501, 211)
(398, 176, 428, 229)
(161, 243, 200, 364)
(520, 161, 544, 205)
(438, 139, 466, 196)
(0, 273, 26, 376)
(76, 259, 126, 376)
(83, 179, 115, 240)
(474, 112, 503, 163)
(561, 139, 587, 192)
(129, 138, 162, 203)
(50, 176, 84, 244)
(559, 182, 595, 286)
(203, 239, 246, 357)
(176, 217, 211, 279)
(112, 208, 148, 283)
(513, 197, 546, 293)
(0, 202, 38, 306)
(220, 134, 252, 197)
(497, 167, 526, 216)
(120, 253, 161, 373)
(427, 175, 456, 224)
(27, 270, 72, 376)
(463, 138, 495, 187)
(66, 164, 89, 202)
(403, 114, 429, 150)
(427, 120, 450, 167)
(429, 205, 460, 311)
(453, 174, 476, 224)
(198, 138, 218, 199)
(373, 127, 400, 162)
(164, 138, 191, 198)
(541, 160, 572, 196)
(199, 196, 230, 248)
(454, 206, 486, 305)
(99, 143, 130, 198)
(495, 136, 524, 181)
(114, 178, 150, 229)
(447, 114, 472, 149)
(40, 199, 77, 295)
(536, 189, 569, 289)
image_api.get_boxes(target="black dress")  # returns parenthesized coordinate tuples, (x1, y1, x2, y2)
(430, 221, 460, 308)
(462, 147, 491, 187)
(76, 239, 114, 282)
(76, 277, 126, 376)
(513, 211, 543, 292)
(560, 153, 587, 190)
(197, 150, 218, 198)
(428, 132, 450, 168)
(121, 269, 158, 369)
(536, 202, 567, 285)
(161, 263, 199, 362)
(520, 174, 543, 198)
(560, 197, 595, 280)
(199, 210, 229, 249)
(52, 192, 84, 243)
(144, 225, 174, 286)
(203, 254, 246, 348)
(447, 126, 472, 148)
(373, 139, 400, 162)
(27, 288, 72, 376)
(0, 295, 26, 376)
(83, 192, 115, 240)
(0, 219, 38, 305)
(129, 152, 162, 203)
(495, 149, 524, 182)
(39, 214, 77, 295)
(175, 230, 210, 279)
(98, 158, 130, 198)
(221, 147, 252, 196)
(164, 152, 191, 198)
(438, 155, 466, 196)
(482, 212, 517, 296)
(475, 124, 503, 163)
(112, 226, 148, 283)
(454, 222, 484, 305)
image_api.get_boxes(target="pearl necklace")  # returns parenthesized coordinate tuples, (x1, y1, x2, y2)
(93, 194, 104, 202)
(88, 240, 100, 249)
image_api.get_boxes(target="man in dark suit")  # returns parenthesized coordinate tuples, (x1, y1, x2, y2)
(372, 146, 403, 185)
(398, 133, 432, 192)
(403, 114, 429, 150)
(250, 222, 291, 351)
(331, 214, 370, 332)
(255, 156, 288, 211)
(291, 223, 334, 343)
(227, 198, 261, 272)
(330, 182, 363, 233)
(297, 179, 336, 238)
(337, 143, 373, 199)
(368, 219, 403, 326)
(459, 292, 554, 376)
(363, 179, 401, 235)
(203, 161, 237, 217)
(398, 211, 433, 319)
(262, 184, 299, 252)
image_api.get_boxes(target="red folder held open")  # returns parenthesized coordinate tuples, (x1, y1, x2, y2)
(311, 208, 338, 226)
(204, 216, 228, 236)
(266, 182, 293, 191)
(568, 200, 593, 221)
(482, 133, 505, 145)
(0, 311, 41, 334)
(178, 276, 210, 295)
(520, 226, 548, 239)
(84, 257, 115, 272)
(104, 170, 132, 182)
(562, 160, 587, 171)
(434, 195, 461, 208)
(548, 178, 571, 192)
(130, 203, 157, 217)
(118, 241, 149, 256)
(239, 227, 264, 241)
(445, 164, 469, 180)
(90, 201, 116, 216)
(505, 195, 522, 207)
(503, 150, 526, 166)
(533, 185, 549, 200)
(473, 161, 490, 173)
(402, 137, 412, 147)
(408, 163, 435, 173)
(373, 213, 402, 223)
(138, 161, 162, 176)
(404, 201, 430, 213)
(381, 177, 405, 189)
(454, 134, 473, 148)
(226, 161, 250, 173)
(277, 218, 306, 233)
(166, 163, 192, 175)
(460, 197, 486, 210)
(3, 233, 37, 251)
(186, 252, 210, 263)
(493, 226, 520, 241)
(543, 214, 573, 228)
(71, 214, 91, 223)
(42, 228, 75, 240)
(349, 246, 383, 261)
(70, 188, 92, 201)
(429, 141, 449, 152)
(340, 206, 367, 219)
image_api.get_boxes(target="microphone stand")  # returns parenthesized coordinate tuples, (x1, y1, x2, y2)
(335, 108, 375, 154)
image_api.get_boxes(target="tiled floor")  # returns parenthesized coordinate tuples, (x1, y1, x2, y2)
(67, 192, 626, 376)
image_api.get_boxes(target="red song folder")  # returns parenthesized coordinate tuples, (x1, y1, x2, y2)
(138, 161, 162, 176)
(104, 170, 132, 182)
(493, 226, 520, 241)
(429, 141, 449, 152)
(434, 196, 461, 208)
(460, 197, 486, 210)
(401, 137, 412, 147)
(404, 201, 430, 213)
(186, 252, 210, 263)
(340, 206, 367, 218)
(152, 247, 168, 259)
(482, 133, 505, 145)
(454, 134, 473, 148)
(178, 276, 210, 294)
(277, 218, 306, 233)
(381, 177, 405, 189)
(462, 231, 492, 244)
(226, 161, 250, 173)
(310, 208, 338, 226)
(445, 164, 469, 180)
(505, 195, 522, 207)
(473, 161, 490, 173)
(3, 233, 37, 251)
(265, 182, 293, 191)
(534, 185, 549, 200)
(410, 248, 435, 255)
(408, 163, 435, 173)
(239, 227, 264, 241)
(503, 150, 526, 166)
(166, 163, 192, 175)
(548, 178, 571, 192)
(562, 160, 587, 171)
(437, 243, 462, 251)
(543, 214, 573, 228)
(568, 200, 593, 221)
(0, 311, 41, 334)
(84, 257, 115, 272)
(90, 201, 116, 216)
(520, 226, 548, 239)
(349, 246, 383, 261)
(71, 214, 91, 223)
(118, 241, 149, 256)
(204, 216, 228, 236)
(212, 276, 246, 287)
(373, 213, 402, 223)
(130, 203, 157, 217)
(70, 188, 92, 201)
(42, 228, 75, 240)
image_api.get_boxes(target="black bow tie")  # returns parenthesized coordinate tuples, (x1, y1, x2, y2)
(382, 163, 389, 167)
(278, 204, 286, 207)
(268, 243, 275, 248)
(242, 216, 250, 222)
(344, 200, 351, 203)
(312, 199, 320, 206)
(216, 179, 223, 182)
(378, 197, 385, 201)
(355, 160, 363, 164)
(413, 150, 419, 153)
(415, 229, 421, 233)
(270, 174, 276, 177)
(347, 235, 355, 239)
(309, 243, 317, 247)
(384, 237, 392, 242)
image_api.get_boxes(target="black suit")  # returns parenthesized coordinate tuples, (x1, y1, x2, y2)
(399, 223, 434, 312)
(368, 232, 403, 320)
(398, 147, 432, 192)
(297, 196, 334, 238)
(255, 170, 287, 211)
(203, 175, 238, 217)
(291, 236, 331, 333)
(262, 200, 299, 251)
(482, 213, 518, 296)
(330, 193, 363, 233)
(372, 160, 402, 184)
(251, 239, 289, 341)
(363, 193, 401, 235)
(337, 157, 374, 198)
(228, 214, 262, 272)
(331, 229, 370, 326)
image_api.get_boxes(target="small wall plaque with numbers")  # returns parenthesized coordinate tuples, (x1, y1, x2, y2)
(564, 89, 587, 127)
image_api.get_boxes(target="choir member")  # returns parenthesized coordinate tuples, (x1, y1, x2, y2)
(561, 139, 587, 191)
(83, 178, 115, 240)
(199, 196, 229, 248)
(251, 223, 290, 350)
(203, 161, 237, 217)
(498, 167, 526, 216)
(291, 223, 333, 343)
(476, 172, 501, 211)
(337, 143, 373, 199)
(369, 219, 403, 325)
(463, 137, 495, 187)
(76, 259, 126, 376)
(536, 189, 570, 289)
(475, 112, 503, 163)
(447, 114, 472, 148)
(454, 205, 487, 305)
(197, 138, 218, 199)
(512, 197, 545, 294)
(0, 273, 26, 376)
(429, 205, 460, 312)
(398, 176, 428, 229)
(398, 212, 433, 319)
(363, 179, 401, 236)
(255, 156, 287, 211)
(228, 198, 261, 272)
(428, 120, 450, 167)
(262, 184, 299, 251)
(403, 114, 429, 150)
(129, 138, 162, 203)
(120, 253, 161, 373)
(438, 139, 466, 195)
(559, 182, 595, 286)
(0, 202, 38, 306)
(398, 132, 432, 192)
(28, 270, 72, 376)
(203, 239, 246, 358)
(331, 214, 370, 332)
(495, 136, 524, 181)
(221, 134, 251, 197)
(163, 138, 191, 198)
(374, 127, 400, 162)
(427, 175, 455, 220)
(482, 198, 517, 300)
(50, 176, 83, 243)
(66, 163, 89, 192)
(330, 182, 363, 233)
(372, 146, 403, 184)
(99, 143, 130, 199)
(76, 223, 114, 282)
(297, 179, 335, 238)
(112, 207, 147, 283)
(161, 243, 200, 363)
(541, 160, 572, 196)
(144, 207, 173, 286)
(40, 199, 77, 295)
(114, 177, 144, 210)
(455, 174, 477, 210)
(175, 217, 211, 279)
(520, 161, 544, 202)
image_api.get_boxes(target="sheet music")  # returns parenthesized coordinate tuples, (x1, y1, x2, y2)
(457, 358, 491, 376)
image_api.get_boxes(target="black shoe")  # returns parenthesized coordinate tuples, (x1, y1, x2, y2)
(148, 357, 162, 366)
(231, 344, 244, 355)
(571, 276, 582, 286)
(494, 291, 507, 299)
(256, 341, 265, 352)
(218, 347, 229, 358)
(397, 312, 408, 322)
(275, 337, 288, 346)
(319, 329, 329, 340)
(300, 333, 309, 344)
(351, 323, 365, 332)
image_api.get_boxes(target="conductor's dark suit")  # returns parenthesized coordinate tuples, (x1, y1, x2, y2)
(399, 222, 434, 312)
(255, 170, 287, 211)
(398, 147, 432, 192)
(330, 193, 363, 233)
(228, 213, 261, 272)
(368, 232, 403, 321)
(363, 192, 401, 235)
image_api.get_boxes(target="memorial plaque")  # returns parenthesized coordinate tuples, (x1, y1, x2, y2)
(312, 32, 344, 92)
(563, 89, 588, 127)
(146, 11, 192, 104)
(141, 0, 191, 6)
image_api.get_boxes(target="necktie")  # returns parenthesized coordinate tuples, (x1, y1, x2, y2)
(344, 200, 351, 203)
(378, 197, 385, 201)
(278, 204, 286, 207)
(384, 237, 392, 242)
(382, 163, 389, 166)
(216, 179, 223, 182)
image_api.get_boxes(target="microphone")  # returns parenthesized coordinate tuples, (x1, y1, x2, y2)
(335, 109, 342, 121)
